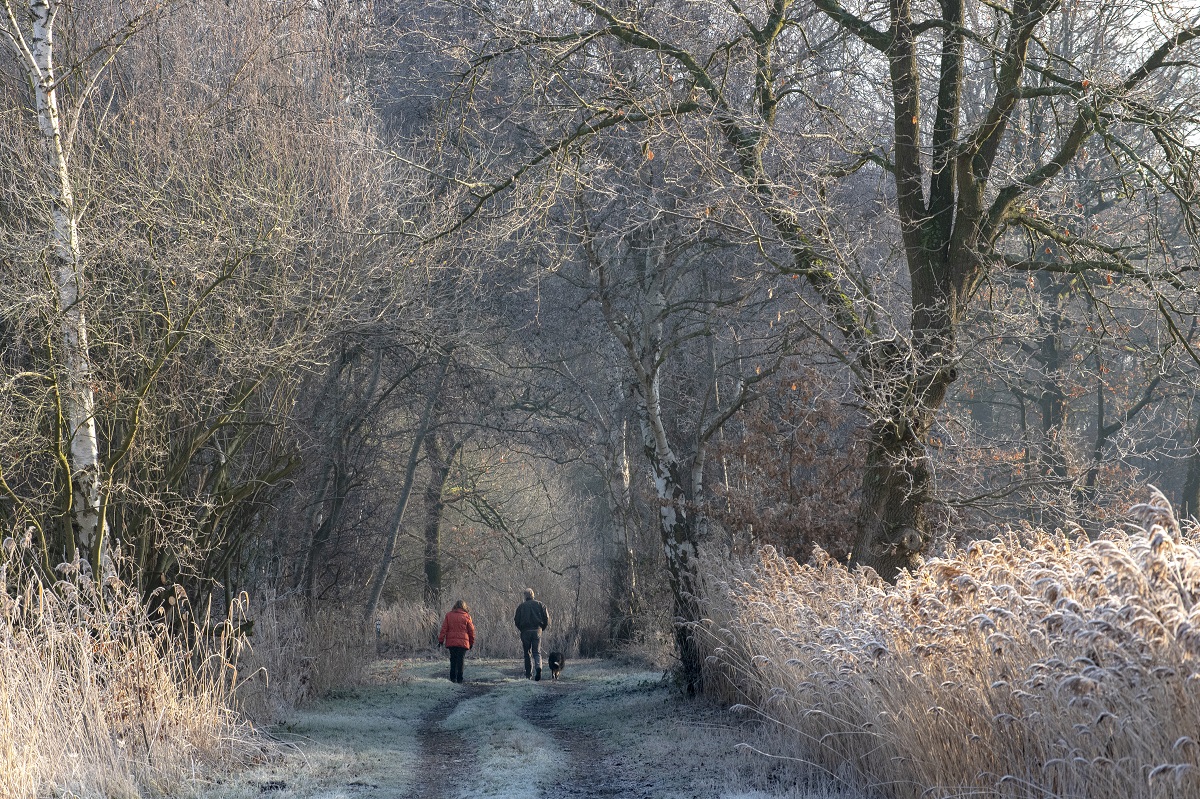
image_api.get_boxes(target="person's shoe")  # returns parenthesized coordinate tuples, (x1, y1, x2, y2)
(535, 668, 541, 681)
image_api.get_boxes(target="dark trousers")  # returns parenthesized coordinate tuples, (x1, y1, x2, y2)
(448, 646, 467, 683)
(520, 628, 542, 677)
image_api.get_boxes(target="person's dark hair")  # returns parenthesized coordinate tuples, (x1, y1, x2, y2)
(453, 599, 470, 613)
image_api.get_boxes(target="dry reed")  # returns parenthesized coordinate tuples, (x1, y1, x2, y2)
(375, 601, 441, 655)
(234, 594, 373, 722)
(377, 573, 613, 660)
(700, 488, 1200, 798)
(0, 535, 266, 798)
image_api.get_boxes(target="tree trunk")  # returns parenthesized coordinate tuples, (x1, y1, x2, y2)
(304, 463, 351, 603)
(1034, 273, 1072, 529)
(422, 434, 459, 606)
(8, 1, 106, 570)
(1075, 347, 1109, 529)
(653, 460, 703, 694)
(1182, 399, 1200, 519)
(301, 350, 378, 603)
(640, 415, 704, 694)
(299, 462, 335, 595)
(362, 353, 450, 623)
(849, 327, 956, 582)
(850, 415, 933, 581)
(606, 417, 639, 644)
(609, 541, 638, 643)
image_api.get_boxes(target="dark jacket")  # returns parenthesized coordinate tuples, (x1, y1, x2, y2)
(513, 598, 550, 632)
(439, 608, 476, 649)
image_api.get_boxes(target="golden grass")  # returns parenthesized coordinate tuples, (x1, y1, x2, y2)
(700, 489, 1200, 798)
(0, 540, 266, 798)
(375, 601, 441, 655)
(234, 595, 373, 722)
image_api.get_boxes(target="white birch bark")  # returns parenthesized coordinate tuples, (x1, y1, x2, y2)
(608, 416, 638, 622)
(595, 233, 697, 610)
(2, 0, 104, 564)
(586, 218, 770, 690)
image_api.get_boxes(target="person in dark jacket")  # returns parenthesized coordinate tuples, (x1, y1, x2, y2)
(513, 588, 550, 680)
(438, 599, 476, 683)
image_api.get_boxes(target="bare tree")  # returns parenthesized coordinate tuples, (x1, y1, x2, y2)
(420, 0, 1200, 582)
(0, 0, 410, 612)
(0, 0, 161, 572)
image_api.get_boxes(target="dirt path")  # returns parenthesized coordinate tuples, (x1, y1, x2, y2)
(515, 681, 654, 799)
(411, 681, 490, 799)
(408, 666, 664, 799)
(189, 657, 858, 799)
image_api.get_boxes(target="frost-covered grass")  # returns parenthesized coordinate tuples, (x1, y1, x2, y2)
(555, 663, 858, 799)
(189, 657, 458, 798)
(447, 659, 860, 799)
(235, 597, 373, 723)
(442, 676, 555, 799)
(701, 489, 1200, 799)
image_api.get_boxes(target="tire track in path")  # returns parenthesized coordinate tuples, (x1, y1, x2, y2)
(192, 658, 857, 799)
(516, 679, 659, 799)
(411, 680, 493, 799)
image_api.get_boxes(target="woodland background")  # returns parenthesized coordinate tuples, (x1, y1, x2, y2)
(2, 0, 1200, 796)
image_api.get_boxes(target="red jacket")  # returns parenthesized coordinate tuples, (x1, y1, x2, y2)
(438, 608, 475, 649)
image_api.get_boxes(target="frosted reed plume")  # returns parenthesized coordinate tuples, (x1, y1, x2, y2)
(0, 533, 265, 798)
(700, 488, 1200, 798)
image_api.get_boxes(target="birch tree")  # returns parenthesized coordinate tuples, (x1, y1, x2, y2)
(0, 0, 409, 616)
(526, 155, 805, 688)
(0, 0, 162, 573)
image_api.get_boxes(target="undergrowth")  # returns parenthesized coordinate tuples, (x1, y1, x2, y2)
(234, 594, 372, 723)
(0, 533, 265, 798)
(701, 488, 1200, 799)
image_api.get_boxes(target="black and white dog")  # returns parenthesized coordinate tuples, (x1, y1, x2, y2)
(547, 652, 565, 681)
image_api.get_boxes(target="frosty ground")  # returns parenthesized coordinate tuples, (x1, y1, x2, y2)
(188, 657, 860, 799)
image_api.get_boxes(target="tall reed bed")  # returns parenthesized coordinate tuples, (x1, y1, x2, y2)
(0, 537, 265, 798)
(701, 490, 1200, 798)
(234, 594, 373, 722)
(375, 600, 442, 654)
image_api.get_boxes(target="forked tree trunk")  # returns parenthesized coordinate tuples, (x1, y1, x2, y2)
(421, 434, 460, 606)
(590, 221, 757, 694)
(362, 353, 450, 623)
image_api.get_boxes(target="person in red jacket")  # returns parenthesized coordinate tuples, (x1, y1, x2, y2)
(438, 600, 476, 683)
